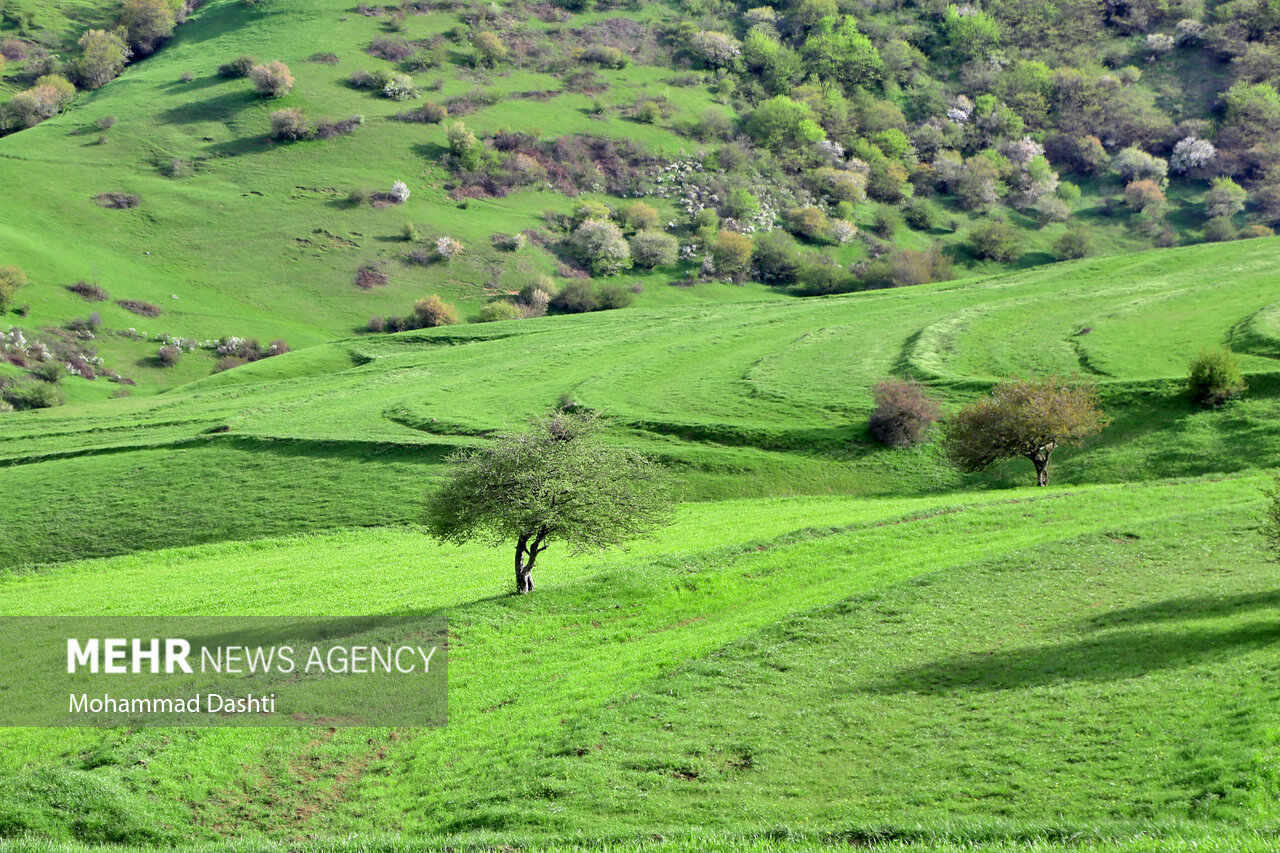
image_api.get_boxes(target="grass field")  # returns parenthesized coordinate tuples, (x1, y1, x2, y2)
(3, 1, 1280, 850)
(1, 476, 1278, 847)
(0, 0, 1237, 397)
(0, 232, 1277, 849)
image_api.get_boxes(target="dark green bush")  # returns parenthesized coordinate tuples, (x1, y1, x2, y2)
(1187, 349, 1245, 407)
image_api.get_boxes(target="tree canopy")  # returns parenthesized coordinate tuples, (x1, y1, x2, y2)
(426, 412, 675, 593)
(943, 376, 1109, 486)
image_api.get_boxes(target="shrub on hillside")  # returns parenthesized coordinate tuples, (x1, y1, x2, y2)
(3, 76, 76, 129)
(68, 281, 108, 301)
(753, 230, 802, 285)
(115, 298, 162, 317)
(269, 108, 311, 141)
(869, 379, 940, 447)
(2, 380, 63, 410)
(1112, 146, 1168, 185)
(95, 192, 141, 209)
(383, 74, 416, 101)
(582, 45, 628, 68)
(156, 345, 182, 367)
(551, 280, 600, 313)
(0, 265, 26, 312)
(1188, 349, 1245, 407)
(903, 197, 939, 230)
(549, 281, 635, 313)
(388, 180, 411, 203)
(784, 206, 830, 242)
(1203, 216, 1237, 242)
(477, 301, 522, 323)
(410, 295, 461, 328)
(571, 219, 631, 276)
(859, 247, 952, 289)
(355, 265, 389, 289)
(1123, 179, 1166, 213)
(249, 61, 294, 97)
(368, 36, 414, 61)
(1205, 178, 1247, 219)
(793, 257, 856, 295)
(75, 29, 131, 90)
(472, 31, 507, 66)
(629, 230, 678, 269)
(872, 207, 901, 239)
(218, 55, 256, 78)
(315, 115, 363, 138)
(395, 102, 447, 123)
(435, 236, 463, 260)
(968, 220, 1021, 262)
(120, 0, 175, 55)
(216, 336, 289, 362)
(710, 230, 753, 281)
(1054, 228, 1092, 260)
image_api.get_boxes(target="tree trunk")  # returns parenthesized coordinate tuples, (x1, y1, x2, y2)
(1032, 452, 1050, 487)
(513, 531, 547, 594)
(514, 534, 533, 594)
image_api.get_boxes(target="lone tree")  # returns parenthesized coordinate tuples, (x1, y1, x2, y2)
(943, 376, 1109, 486)
(426, 412, 675, 593)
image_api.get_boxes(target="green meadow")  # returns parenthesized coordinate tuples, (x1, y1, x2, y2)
(2, 0, 1280, 850)
(0, 235, 1279, 850)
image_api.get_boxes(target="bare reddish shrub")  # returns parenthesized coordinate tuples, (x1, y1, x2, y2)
(869, 379, 941, 447)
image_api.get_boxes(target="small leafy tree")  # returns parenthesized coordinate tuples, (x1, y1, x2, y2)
(744, 96, 824, 152)
(120, 0, 175, 54)
(426, 412, 675, 593)
(383, 73, 416, 101)
(446, 121, 485, 171)
(75, 29, 131, 89)
(1187, 349, 1245, 407)
(1054, 227, 1092, 260)
(943, 377, 1109, 486)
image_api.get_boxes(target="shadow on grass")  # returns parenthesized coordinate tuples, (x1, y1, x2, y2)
(1083, 589, 1280, 630)
(161, 89, 258, 125)
(869, 621, 1280, 695)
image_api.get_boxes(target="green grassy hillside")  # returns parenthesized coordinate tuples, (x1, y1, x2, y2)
(1, 475, 1278, 847)
(0, 227, 1278, 850)
(3, 1, 1280, 851)
(0, 236, 1277, 568)
(3, 0, 1277, 402)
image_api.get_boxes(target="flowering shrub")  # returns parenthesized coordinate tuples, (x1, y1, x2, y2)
(570, 219, 631, 275)
(829, 219, 858, 245)
(435, 236, 464, 260)
(383, 74, 416, 101)
(249, 61, 294, 97)
(389, 180, 411, 203)
(1170, 137, 1215, 173)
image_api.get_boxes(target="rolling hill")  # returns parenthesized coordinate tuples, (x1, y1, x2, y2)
(3, 0, 1280, 851)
